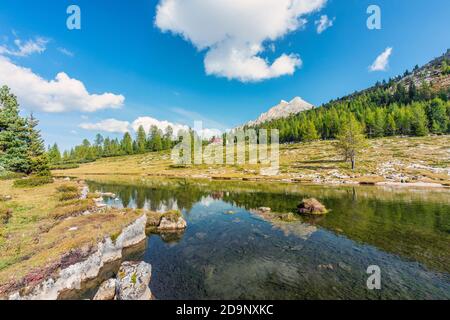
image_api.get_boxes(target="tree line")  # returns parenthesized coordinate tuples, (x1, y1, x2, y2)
(252, 81, 450, 144)
(48, 124, 178, 165)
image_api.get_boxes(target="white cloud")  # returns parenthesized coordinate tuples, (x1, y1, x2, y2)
(132, 116, 188, 135)
(57, 47, 74, 57)
(0, 37, 48, 57)
(369, 47, 393, 72)
(0, 55, 125, 112)
(315, 15, 334, 34)
(79, 119, 130, 134)
(80, 116, 222, 139)
(155, 0, 327, 82)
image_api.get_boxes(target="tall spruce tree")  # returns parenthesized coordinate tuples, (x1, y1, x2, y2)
(136, 125, 147, 153)
(0, 86, 31, 173)
(27, 113, 50, 175)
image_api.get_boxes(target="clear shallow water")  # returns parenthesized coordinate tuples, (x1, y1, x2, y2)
(88, 180, 450, 299)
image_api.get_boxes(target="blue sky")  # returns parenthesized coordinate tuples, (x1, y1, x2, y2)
(0, 0, 449, 150)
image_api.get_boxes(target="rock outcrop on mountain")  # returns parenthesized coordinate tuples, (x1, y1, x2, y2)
(245, 97, 314, 127)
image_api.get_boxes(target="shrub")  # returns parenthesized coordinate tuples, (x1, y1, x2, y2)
(56, 184, 79, 193)
(0, 207, 12, 224)
(162, 210, 182, 222)
(51, 199, 95, 220)
(0, 171, 26, 181)
(13, 176, 53, 188)
(49, 163, 80, 170)
(57, 191, 81, 202)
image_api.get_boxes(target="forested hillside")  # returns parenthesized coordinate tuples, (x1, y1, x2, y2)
(251, 50, 450, 143)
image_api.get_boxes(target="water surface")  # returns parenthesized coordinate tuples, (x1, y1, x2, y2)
(88, 179, 450, 299)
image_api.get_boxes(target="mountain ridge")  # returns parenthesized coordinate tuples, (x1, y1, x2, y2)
(244, 96, 314, 127)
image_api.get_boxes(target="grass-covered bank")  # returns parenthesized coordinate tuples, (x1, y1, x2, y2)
(0, 177, 143, 295)
(53, 135, 450, 187)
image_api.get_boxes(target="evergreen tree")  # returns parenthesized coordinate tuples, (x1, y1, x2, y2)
(334, 115, 367, 170)
(0, 86, 30, 173)
(163, 126, 174, 150)
(48, 143, 62, 164)
(26, 113, 49, 175)
(302, 120, 319, 142)
(410, 103, 429, 136)
(426, 98, 448, 134)
(136, 125, 147, 153)
(121, 132, 133, 155)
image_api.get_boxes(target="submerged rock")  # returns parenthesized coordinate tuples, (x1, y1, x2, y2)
(116, 261, 152, 300)
(93, 279, 117, 300)
(298, 198, 328, 215)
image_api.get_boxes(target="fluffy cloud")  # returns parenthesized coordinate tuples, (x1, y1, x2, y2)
(79, 119, 130, 134)
(0, 55, 125, 112)
(132, 116, 189, 135)
(0, 37, 48, 57)
(80, 116, 222, 139)
(369, 47, 393, 72)
(315, 15, 334, 34)
(155, 0, 327, 82)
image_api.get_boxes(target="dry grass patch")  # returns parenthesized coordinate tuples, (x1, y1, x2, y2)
(0, 178, 143, 289)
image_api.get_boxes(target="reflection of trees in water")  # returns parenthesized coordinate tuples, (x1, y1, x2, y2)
(88, 181, 207, 212)
(87, 181, 450, 274)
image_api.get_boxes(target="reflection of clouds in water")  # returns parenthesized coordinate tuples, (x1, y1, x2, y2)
(200, 196, 215, 207)
(143, 199, 179, 213)
(249, 209, 317, 240)
(271, 222, 317, 240)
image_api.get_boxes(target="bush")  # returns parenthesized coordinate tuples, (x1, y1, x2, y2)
(162, 210, 182, 222)
(57, 191, 81, 202)
(51, 199, 95, 220)
(49, 163, 80, 170)
(0, 171, 26, 181)
(56, 184, 79, 193)
(13, 176, 54, 188)
(0, 206, 12, 224)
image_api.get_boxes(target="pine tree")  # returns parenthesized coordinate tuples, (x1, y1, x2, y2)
(426, 98, 448, 134)
(334, 115, 367, 170)
(303, 120, 319, 142)
(410, 103, 429, 136)
(163, 126, 174, 150)
(26, 113, 50, 175)
(121, 132, 133, 155)
(0, 86, 30, 173)
(48, 143, 62, 164)
(136, 125, 147, 153)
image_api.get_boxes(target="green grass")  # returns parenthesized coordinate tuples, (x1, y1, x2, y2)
(13, 176, 53, 188)
(57, 191, 81, 202)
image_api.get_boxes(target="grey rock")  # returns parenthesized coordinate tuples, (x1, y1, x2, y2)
(117, 261, 152, 300)
(93, 279, 117, 300)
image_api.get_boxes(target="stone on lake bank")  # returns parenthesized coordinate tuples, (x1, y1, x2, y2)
(117, 261, 152, 300)
(158, 216, 187, 231)
(298, 198, 328, 215)
(147, 210, 187, 231)
(93, 279, 117, 300)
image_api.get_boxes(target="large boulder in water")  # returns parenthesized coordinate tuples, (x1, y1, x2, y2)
(298, 198, 328, 215)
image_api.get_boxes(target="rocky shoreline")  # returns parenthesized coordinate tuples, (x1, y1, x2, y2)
(1, 180, 188, 300)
